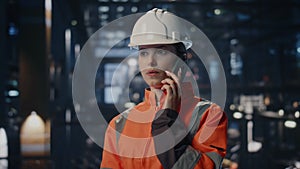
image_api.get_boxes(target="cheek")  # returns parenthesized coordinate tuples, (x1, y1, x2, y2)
(158, 59, 177, 70)
(138, 58, 146, 71)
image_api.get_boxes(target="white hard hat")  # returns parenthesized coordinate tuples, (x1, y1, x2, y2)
(129, 8, 192, 49)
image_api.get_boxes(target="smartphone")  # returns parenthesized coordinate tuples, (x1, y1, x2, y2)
(171, 58, 187, 82)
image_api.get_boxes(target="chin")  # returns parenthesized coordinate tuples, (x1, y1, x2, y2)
(147, 81, 163, 89)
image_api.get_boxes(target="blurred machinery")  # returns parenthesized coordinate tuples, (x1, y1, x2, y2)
(227, 94, 300, 169)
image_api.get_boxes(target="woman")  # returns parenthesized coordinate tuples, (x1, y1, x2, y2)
(100, 8, 227, 169)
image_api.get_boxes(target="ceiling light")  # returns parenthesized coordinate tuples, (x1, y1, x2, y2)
(214, 9, 221, 15)
(117, 6, 124, 12)
(295, 111, 300, 118)
(127, 58, 137, 66)
(233, 112, 243, 119)
(71, 20, 77, 26)
(98, 6, 109, 13)
(131, 6, 138, 13)
(278, 109, 284, 116)
(99, 14, 109, 20)
(229, 104, 236, 111)
(284, 120, 297, 128)
(8, 90, 19, 97)
(230, 38, 239, 45)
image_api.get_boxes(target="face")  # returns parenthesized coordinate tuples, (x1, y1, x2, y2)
(138, 44, 179, 89)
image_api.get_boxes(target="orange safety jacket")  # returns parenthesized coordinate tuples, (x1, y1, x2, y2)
(100, 83, 227, 169)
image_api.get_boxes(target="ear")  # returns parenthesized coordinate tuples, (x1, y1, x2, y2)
(182, 52, 192, 64)
(186, 52, 192, 59)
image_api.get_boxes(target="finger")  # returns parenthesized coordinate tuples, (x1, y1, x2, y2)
(165, 71, 180, 85)
(161, 78, 177, 97)
(161, 78, 175, 86)
(161, 84, 173, 96)
(161, 82, 173, 93)
(165, 71, 181, 96)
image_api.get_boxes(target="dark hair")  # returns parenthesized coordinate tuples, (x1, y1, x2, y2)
(174, 42, 187, 61)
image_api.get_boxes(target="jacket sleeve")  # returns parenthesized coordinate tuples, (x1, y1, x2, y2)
(100, 121, 123, 169)
(175, 103, 228, 169)
(151, 103, 228, 169)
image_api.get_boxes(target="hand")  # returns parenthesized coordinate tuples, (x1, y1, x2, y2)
(161, 69, 182, 112)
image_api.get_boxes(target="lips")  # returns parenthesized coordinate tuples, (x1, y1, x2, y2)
(145, 69, 161, 76)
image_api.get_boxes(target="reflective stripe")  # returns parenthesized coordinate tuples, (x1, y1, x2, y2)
(188, 100, 212, 136)
(171, 100, 211, 169)
(188, 101, 223, 169)
(115, 109, 131, 151)
(172, 146, 201, 169)
(205, 152, 223, 169)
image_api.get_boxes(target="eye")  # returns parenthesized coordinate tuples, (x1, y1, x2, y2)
(139, 50, 148, 57)
(156, 49, 168, 55)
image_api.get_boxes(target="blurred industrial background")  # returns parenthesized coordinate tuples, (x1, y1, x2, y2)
(0, 0, 300, 169)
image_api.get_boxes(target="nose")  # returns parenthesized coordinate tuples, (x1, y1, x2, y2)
(148, 52, 157, 67)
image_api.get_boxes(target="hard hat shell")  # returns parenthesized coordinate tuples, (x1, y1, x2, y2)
(129, 8, 192, 49)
